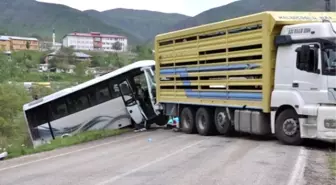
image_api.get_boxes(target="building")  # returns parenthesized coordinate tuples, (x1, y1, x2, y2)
(62, 32, 127, 52)
(44, 51, 92, 64)
(0, 35, 39, 51)
(9, 36, 39, 51)
(0, 36, 10, 51)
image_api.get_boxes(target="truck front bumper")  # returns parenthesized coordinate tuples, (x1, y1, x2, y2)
(316, 105, 336, 141)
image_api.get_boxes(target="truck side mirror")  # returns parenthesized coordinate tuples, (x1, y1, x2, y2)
(295, 45, 311, 71)
(300, 45, 310, 64)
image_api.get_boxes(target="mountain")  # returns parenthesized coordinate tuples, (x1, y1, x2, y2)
(0, 0, 140, 44)
(85, 8, 190, 42)
(172, 0, 335, 31)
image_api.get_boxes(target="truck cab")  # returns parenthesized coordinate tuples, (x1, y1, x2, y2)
(272, 21, 336, 143)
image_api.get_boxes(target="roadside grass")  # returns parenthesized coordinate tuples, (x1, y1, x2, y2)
(4, 128, 131, 159)
(329, 153, 336, 177)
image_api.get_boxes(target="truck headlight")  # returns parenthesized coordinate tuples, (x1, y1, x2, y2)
(324, 119, 336, 129)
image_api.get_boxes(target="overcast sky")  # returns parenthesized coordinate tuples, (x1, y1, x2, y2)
(37, 0, 238, 16)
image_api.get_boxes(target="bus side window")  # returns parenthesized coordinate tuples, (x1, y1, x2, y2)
(96, 85, 111, 104)
(67, 92, 90, 114)
(110, 83, 121, 98)
(50, 98, 68, 121)
(88, 89, 98, 106)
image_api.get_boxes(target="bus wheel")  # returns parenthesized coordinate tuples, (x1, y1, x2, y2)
(180, 107, 196, 134)
(275, 109, 303, 145)
(214, 107, 234, 135)
(195, 107, 215, 136)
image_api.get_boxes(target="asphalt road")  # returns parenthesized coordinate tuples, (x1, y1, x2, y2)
(0, 128, 334, 185)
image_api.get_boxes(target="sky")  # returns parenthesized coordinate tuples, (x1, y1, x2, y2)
(37, 0, 238, 16)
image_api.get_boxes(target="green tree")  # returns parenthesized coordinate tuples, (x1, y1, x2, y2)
(26, 41, 31, 50)
(47, 47, 77, 71)
(112, 41, 122, 51)
(75, 61, 91, 77)
(91, 55, 107, 67)
(0, 53, 21, 82)
(0, 83, 30, 141)
(133, 45, 154, 61)
(30, 85, 54, 99)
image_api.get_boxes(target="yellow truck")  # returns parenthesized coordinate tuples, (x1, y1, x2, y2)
(140, 11, 336, 145)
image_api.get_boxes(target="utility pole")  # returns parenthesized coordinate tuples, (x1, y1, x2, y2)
(325, 0, 331, 11)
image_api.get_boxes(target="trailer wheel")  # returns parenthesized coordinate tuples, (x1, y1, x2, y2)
(195, 107, 215, 136)
(214, 107, 235, 135)
(275, 109, 303, 145)
(180, 107, 196, 134)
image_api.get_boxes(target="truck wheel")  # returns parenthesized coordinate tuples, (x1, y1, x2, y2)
(275, 109, 303, 145)
(195, 107, 215, 136)
(214, 107, 235, 135)
(153, 115, 169, 126)
(180, 107, 196, 134)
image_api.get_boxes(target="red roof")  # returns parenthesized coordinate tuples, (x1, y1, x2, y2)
(66, 32, 126, 39)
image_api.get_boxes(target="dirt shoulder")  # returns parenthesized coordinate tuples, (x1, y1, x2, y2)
(304, 147, 335, 185)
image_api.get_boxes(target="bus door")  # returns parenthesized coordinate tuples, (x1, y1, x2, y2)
(119, 80, 147, 124)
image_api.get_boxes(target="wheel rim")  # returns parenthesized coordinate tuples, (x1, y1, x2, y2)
(283, 118, 299, 136)
(198, 115, 206, 130)
(216, 112, 226, 128)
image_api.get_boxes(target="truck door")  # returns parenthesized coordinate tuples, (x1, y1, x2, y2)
(119, 80, 147, 124)
(293, 43, 324, 103)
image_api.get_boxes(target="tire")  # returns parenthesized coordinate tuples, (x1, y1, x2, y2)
(153, 115, 169, 126)
(145, 122, 151, 130)
(214, 107, 235, 135)
(275, 109, 303, 145)
(195, 107, 215, 136)
(180, 107, 196, 134)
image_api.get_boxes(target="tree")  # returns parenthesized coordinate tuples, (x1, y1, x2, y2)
(26, 41, 30, 50)
(30, 85, 54, 99)
(112, 41, 122, 51)
(91, 55, 106, 67)
(47, 47, 77, 71)
(133, 45, 154, 61)
(75, 61, 90, 77)
(0, 83, 30, 139)
(0, 53, 21, 82)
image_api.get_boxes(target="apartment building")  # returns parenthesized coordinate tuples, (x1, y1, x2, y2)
(0, 36, 10, 51)
(10, 36, 39, 51)
(62, 32, 127, 52)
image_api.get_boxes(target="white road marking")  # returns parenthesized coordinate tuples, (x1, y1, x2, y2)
(287, 147, 308, 185)
(0, 132, 147, 172)
(95, 139, 206, 185)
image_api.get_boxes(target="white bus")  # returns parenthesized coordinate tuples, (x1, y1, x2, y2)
(23, 60, 161, 147)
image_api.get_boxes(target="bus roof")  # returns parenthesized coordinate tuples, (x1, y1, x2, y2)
(23, 60, 155, 111)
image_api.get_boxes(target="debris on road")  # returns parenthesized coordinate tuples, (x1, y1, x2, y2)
(0, 151, 8, 161)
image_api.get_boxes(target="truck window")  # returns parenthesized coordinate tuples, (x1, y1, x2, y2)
(296, 45, 318, 73)
(322, 47, 336, 76)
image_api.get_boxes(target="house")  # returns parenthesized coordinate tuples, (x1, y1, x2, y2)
(0, 36, 10, 51)
(9, 36, 39, 51)
(44, 51, 92, 64)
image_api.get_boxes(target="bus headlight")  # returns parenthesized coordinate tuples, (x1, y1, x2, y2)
(324, 119, 336, 129)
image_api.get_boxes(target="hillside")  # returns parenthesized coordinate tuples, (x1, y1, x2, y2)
(85, 8, 189, 42)
(0, 0, 140, 44)
(172, 0, 335, 31)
